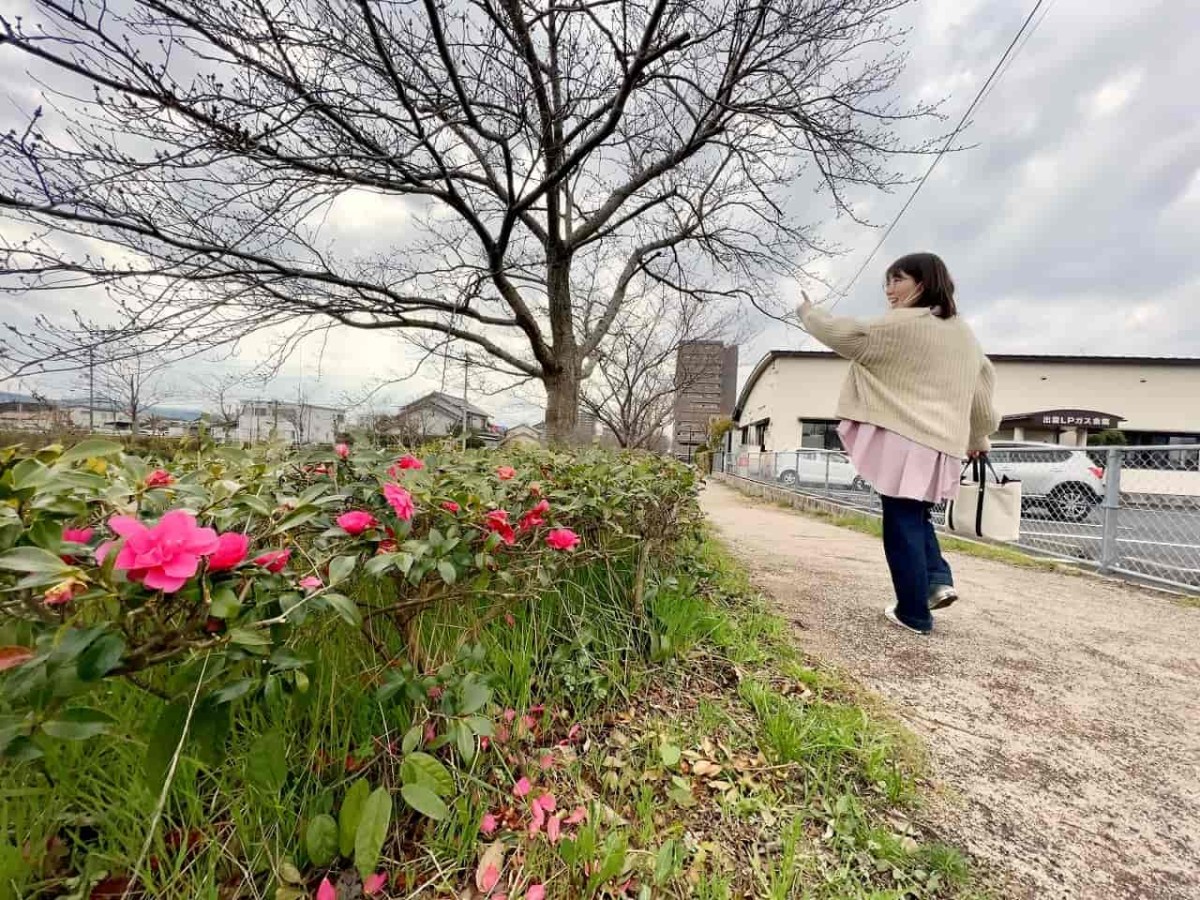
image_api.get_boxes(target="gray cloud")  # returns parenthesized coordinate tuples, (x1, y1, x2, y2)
(748, 0, 1200, 374)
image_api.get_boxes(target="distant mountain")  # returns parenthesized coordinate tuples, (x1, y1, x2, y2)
(0, 391, 203, 421)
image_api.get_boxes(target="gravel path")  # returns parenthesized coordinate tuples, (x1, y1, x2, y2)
(701, 480, 1200, 899)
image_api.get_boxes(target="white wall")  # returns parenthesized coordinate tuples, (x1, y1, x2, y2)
(737, 356, 1200, 452)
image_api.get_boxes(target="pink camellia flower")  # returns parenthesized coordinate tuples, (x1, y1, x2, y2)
(513, 776, 532, 798)
(546, 814, 562, 844)
(337, 510, 378, 535)
(397, 454, 425, 471)
(496, 465, 516, 481)
(299, 576, 323, 591)
(363, 872, 388, 896)
(484, 509, 516, 545)
(527, 885, 546, 900)
(480, 812, 499, 835)
(334, 442, 350, 459)
(254, 549, 291, 573)
(44, 578, 86, 607)
(519, 499, 550, 532)
(317, 877, 337, 900)
(62, 526, 95, 545)
(441, 500, 460, 514)
(546, 528, 580, 551)
(110, 510, 220, 593)
(144, 469, 175, 488)
(383, 483, 415, 521)
(95, 540, 116, 565)
(207, 532, 249, 573)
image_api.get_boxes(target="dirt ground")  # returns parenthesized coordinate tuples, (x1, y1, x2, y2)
(701, 480, 1200, 900)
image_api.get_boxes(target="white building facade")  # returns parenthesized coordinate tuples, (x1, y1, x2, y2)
(237, 400, 345, 445)
(731, 351, 1200, 453)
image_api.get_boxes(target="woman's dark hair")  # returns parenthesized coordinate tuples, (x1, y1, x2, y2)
(885, 252, 957, 319)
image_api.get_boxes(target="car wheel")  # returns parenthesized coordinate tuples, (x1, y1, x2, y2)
(778, 469, 798, 487)
(1050, 484, 1097, 523)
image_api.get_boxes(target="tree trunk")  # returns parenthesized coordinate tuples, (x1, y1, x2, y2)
(543, 367, 580, 446)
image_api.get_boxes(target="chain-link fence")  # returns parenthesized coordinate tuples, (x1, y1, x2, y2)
(711, 444, 1200, 594)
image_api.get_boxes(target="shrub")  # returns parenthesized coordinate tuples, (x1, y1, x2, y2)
(0, 440, 700, 763)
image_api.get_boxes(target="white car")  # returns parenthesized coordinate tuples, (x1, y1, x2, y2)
(774, 449, 869, 491)
(986, 441, 1106, 522)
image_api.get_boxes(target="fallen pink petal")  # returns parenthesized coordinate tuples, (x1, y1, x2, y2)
(513, 776, 532, 798)
(316, 877, 337, 900)
(363, 872, 388, 895)
(547, 813, 562, 844)
(480, 864, 501, 893)
(565, 806, 587, 826)
(536, 792, 556, 813)
(527, 885, 546, 900)
(480, 812, 499, 835)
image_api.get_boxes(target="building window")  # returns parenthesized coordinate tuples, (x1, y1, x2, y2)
(739, 426, 750, 446)
(753, 422, 767, 448)
(801, 420, 842, 450)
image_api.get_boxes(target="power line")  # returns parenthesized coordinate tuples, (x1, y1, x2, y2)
(826, 0, 1049, 311)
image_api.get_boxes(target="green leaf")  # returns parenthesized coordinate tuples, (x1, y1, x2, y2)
(11, 458, 52, 490)
(400, 782, 449, 821)
(211, 678, 257, 705)
(466, 716, 495, 738)
(455, 721, 476, 764)
(460, 678, 490, 715)
(323, 592, 362, 627)
(210, 587, 242, 619)
(273, 506, 321, 535)
(57, 439, 124, 464)
(237, 494, 274, 517)
(228, 627, 271, 648)
(145, 702, 188, 792)
(328, 554, 358, 587)
(41, 707, 115, 741)
(305, 814, 339, 867)
(400, 724, 423, 755)
(400, 752, 454, 797)
(190, 699, 231, 768)
(76, 632, 124, 681)
(436, 560, 457, 585)
(659, 743, 682, 768)
(654, 840, 680, 886)
(364, 554, 396, 577)
(354, 788, 392, 879)
(28, 519, 62, 552)
(339, 779, 370, 858)
(246, 730, 288, 793)
(0, 546, 73, 575)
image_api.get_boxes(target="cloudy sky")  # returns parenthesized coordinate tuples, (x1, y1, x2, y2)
(2, 0, 1196, 424)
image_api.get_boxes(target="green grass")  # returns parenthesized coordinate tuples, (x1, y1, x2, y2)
(3, 529, 986, 899)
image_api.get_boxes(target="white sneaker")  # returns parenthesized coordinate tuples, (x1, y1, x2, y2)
(929, 585, 959, 611)
(885, 604, 931, 635)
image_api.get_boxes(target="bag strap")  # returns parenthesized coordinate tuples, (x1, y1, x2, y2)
(975, 463, 986, 537)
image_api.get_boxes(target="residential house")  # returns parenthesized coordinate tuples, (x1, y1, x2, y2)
(390, 391, 492, 440)
(237, 400, 345, 445)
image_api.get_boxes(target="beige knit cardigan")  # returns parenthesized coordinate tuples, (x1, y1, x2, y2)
(800, 305, 1001, 457)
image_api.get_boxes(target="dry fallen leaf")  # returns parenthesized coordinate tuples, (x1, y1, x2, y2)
(693, 760, 723, 778)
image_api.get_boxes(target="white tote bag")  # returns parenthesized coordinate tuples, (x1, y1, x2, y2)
(945, 457, 1022, 543)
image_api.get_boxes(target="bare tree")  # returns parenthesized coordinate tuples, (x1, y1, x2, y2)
(91, 347, 173, 437)
(0, 0, 931, 444)
(583, 293, 741, 449)
(197, 369, 260, 439)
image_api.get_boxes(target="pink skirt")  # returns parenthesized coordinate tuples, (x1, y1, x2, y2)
(837, 421, 961, 503)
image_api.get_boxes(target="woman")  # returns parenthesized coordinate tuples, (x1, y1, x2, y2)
(798, 252, 1000, 635)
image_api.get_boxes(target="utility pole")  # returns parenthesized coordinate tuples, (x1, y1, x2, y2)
(461, 353, 469, 452)
(87, 345, 95, 431)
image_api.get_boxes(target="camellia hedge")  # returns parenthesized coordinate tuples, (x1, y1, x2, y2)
(0, 439, 702, 896)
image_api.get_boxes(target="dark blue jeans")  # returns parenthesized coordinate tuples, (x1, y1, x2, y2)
(879, 495, 954, 632)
